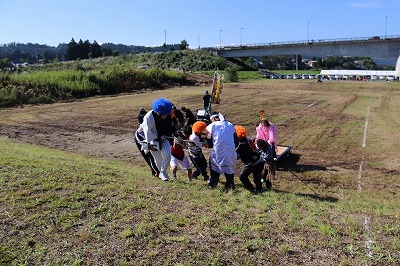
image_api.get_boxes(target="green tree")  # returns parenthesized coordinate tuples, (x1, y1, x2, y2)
(361, 58, 377, 70)
(179, 40, 189, 50)
(102, 47, 113, 57)
(224, 64, 238, 82)
(0, 58, 12, 70)
(324, 56, 342, 69)
(261, 56, 279, 70)
(214, 57, 229, 70)
(279, 55, 295, 70)
(245, 57, 255, 67)
(65, 38, 78, 61)
(90, 40, 102, 58)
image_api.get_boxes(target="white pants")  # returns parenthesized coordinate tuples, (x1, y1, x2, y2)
(170, 155, 191, 170)
(150, 139, 171, 173)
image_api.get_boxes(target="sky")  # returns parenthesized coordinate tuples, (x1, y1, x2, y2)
(1, 0, 400, 48)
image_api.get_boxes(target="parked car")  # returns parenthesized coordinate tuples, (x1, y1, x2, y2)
(387, 76, 395, 81)
(308, 74, 316, 79)
(286, 74, 293, 79)
(302, 74, 309, 79)
(293, 73, 301, 79)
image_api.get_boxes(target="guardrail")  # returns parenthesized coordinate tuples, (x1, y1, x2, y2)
(206, 35, 400, 51)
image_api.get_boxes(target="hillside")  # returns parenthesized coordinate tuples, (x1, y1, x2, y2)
(0, 49, 235, 107)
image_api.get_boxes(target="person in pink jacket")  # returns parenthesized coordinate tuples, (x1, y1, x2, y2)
(256, 118, 278, 181)
(256, 119, 278, 159)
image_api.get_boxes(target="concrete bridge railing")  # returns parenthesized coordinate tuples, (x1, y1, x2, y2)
(209, 35, 400, 63)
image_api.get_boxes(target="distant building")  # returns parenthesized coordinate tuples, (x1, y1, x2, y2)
(307, 60, 318, 68)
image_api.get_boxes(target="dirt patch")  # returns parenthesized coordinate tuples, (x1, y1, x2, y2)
(0, 76, 212, 167)
(185, 73, 213, 85)
(0, 81, 396, 185)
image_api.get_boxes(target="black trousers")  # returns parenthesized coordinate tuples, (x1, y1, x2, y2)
(239, 162, 263, 192)
(134, 134, 159, 176)
(209, 169, 235, 190)
(189, 154, 209, 181)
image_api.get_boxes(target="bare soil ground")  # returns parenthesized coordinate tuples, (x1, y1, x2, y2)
(0, 74, 214, 167)
(1, 78, 397, 183)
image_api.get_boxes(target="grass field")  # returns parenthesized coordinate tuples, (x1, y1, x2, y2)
(1, 79, 399, 265)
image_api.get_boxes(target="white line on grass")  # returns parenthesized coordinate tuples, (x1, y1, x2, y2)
(357, 161, 363, 191)
(359, 106, 374, 260)
(362, 107, 370, 148)
(365, 216, 374, 258)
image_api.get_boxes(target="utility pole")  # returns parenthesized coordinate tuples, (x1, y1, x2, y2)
(385, 16, 388, 39)
(219, 29, 223, 48)
(198, 34, 200, 49)
(240, 27, 244, 46)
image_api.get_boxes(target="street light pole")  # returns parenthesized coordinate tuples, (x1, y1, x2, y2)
(385, 16, 388, 39)
(307, 22, 310, 43)
(219, 29, 223, 48)
(164, 30, 167, 44)
(198, 34, 200, 49)
(240, 27, 244, 46)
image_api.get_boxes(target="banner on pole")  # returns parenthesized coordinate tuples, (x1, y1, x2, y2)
(211, 71, 224, 104)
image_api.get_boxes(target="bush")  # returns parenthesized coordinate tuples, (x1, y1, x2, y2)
(224, 65, 239, 82)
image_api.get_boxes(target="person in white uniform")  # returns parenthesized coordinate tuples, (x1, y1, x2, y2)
(141, 98, 174, 181)
(206, 113, 237, 189)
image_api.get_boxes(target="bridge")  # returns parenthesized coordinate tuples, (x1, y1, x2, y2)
(212, 35, 400, 66)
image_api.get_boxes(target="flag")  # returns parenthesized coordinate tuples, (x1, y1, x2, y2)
(211, 71, 223, 104)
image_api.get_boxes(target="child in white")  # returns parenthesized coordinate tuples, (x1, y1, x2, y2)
(170, 136, 193, 182)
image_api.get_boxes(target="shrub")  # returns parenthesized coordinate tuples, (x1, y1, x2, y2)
(224, 65, 239, 82)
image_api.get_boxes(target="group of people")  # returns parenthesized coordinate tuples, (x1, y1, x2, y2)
(135, 99, 197, 181)
(134, 97, 278, 193)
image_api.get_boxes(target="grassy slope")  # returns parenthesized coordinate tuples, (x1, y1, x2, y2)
(1, 80, 400, 265)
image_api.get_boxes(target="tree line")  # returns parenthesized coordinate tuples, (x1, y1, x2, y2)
(259, 55, 394, 71)
(0, 39, 190, 65)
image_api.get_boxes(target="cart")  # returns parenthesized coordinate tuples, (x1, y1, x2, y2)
(276, 144, 292, 162)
